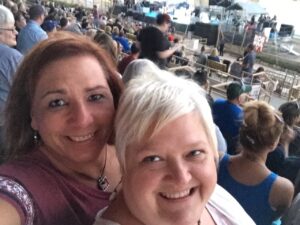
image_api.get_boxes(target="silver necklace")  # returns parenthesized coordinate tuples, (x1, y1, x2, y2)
(97, 145, 110, 191)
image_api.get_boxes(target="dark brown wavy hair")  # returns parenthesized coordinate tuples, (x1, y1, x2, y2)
(4, 31, 124, 160)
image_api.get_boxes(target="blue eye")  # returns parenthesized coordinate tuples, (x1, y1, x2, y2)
(48, 99, 66, 108)
(142, 155, 161, 163)
(88, 94, 104, 102)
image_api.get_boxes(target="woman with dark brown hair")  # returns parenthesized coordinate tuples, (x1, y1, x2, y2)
(0, 31, 123, 225)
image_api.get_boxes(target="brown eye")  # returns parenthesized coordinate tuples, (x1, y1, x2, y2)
(88, 94, 104, 102)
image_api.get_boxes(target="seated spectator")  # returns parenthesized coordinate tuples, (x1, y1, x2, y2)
(94, 69, 255, 225)
(0, 5, 23, 161)
(59, 17, 69, 30)
(242, 43, 256, 75)
(218, 101, 294, 225)
(208, 48, 220, 62)
(194, 45, 207, 66)
(193, 69, 213, 107)
(81, 18, 90, 34)
(17, 4, 48, 54)
(105, 25, 112, 35)
(94, 31, 119, 66)
(114, 30, 131, 53)
(213, 82, 251, 155)
(14, 12, 26, 33)
(193, 70, 227, 153)
(118, 42, 139, 74)
(99, 15, 107, 27)
(41, 20, 57, 33)
(111, 26, 119, 39)
(122, 59, 159, 84)
(267, 102, 300, 183)
(85, 28, 97, 40)
(282, 193, 300, 225)
(229, 57, 243, 78)
(281, 102, 300, 157)
(63, 17, 83, 35)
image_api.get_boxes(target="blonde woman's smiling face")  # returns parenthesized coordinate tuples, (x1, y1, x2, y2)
(122, 112, 217, 225)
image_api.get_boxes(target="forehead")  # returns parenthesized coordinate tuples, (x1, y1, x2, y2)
(134, 112, 211, 153)
(35, 55, 108, 91)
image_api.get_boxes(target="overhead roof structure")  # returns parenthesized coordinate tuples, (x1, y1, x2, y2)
(226, 2, 266, 14)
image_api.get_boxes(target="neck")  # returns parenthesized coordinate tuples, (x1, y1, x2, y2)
(228, 98, 239, 105)
(40, 145, 107, 189)
(157, 25, 165, 33)
(103, 191, 144, 225)
(241, 150, 268, 166)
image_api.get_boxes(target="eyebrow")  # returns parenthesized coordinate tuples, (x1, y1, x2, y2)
(41, 85, 108, 99)
(41, 89, 66, 99)
(140, 140, 207, 153)
(84, 85, 108, 92)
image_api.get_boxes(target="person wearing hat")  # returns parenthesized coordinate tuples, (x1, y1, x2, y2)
(17, 4, 47, 54)
(137, 13, 181, 69)
(212, 81, 251, 155)
(41, 19, 57, 33)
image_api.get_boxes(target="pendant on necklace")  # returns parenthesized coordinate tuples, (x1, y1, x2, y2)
(97, 176, 109, 191)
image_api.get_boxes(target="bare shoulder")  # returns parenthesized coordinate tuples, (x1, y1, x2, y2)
(0, 198, 21, 225)
(269, 176, 294, 215)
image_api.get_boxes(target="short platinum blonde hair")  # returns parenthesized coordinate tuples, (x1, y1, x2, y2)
(122, 59, 159, 84)
(115, 70, 218, 169)
(0, 5, 15, 27)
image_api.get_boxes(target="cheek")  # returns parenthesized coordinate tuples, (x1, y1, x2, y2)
(194, 158, 217, 186)
(123, 168, 160, 203)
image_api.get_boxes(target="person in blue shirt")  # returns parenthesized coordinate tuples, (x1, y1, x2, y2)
(242, 43, 256, 75)
(0, 5, 23, 161)
(208, 48, 220, 62)
(212, 81, 251, 154)
(17, 4, 47, 54)
(218, 101, 294, 225)
(114, 30, 131, 53)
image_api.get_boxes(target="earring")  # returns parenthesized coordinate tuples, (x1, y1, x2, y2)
(33, 131, 39, 144)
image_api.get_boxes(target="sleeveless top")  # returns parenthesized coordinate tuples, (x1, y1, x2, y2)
(0, 150, 111, 225)
(218, 154, 278, 225)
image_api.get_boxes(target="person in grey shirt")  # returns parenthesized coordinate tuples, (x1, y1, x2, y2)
(195, 45, 207, 66)
(0, 5, 23, 161)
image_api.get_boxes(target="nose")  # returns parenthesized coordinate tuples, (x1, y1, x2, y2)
(167, 159, 192, 185)
(68, 102, 94, 128)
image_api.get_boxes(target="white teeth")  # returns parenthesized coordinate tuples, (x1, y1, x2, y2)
(161, 189, 191, 199)
(69, 133, 94, 142)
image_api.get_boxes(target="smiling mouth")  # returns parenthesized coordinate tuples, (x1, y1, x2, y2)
(160, 188, 195, 200)
(68, 133, 95, 142)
